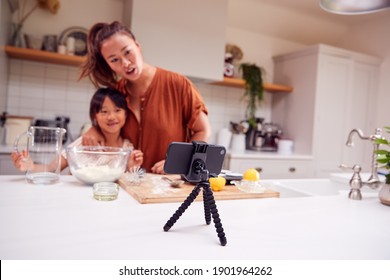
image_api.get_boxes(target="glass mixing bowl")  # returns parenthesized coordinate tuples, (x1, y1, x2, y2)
(66, 146, 131, 184)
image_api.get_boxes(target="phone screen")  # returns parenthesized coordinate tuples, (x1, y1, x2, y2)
(164, 142, 226, 176)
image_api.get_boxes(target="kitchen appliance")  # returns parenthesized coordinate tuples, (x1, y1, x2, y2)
(3, 114, 34, 145)
(261, 123, 283, 152)
(246, 119, 282, 152)
(34, 116, 71, 144)
(14, 126, 67, 184)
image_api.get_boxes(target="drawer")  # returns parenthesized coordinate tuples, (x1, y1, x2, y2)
(227, 158, 314, 179)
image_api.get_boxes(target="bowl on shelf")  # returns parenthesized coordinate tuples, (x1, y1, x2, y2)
(66, 146, 131, 185)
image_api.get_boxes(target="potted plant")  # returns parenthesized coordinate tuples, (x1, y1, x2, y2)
(240, 63, 265, 128)
(375, 126, 390, 206)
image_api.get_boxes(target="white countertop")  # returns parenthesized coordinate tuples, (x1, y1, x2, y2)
(0, 175, 389, 260)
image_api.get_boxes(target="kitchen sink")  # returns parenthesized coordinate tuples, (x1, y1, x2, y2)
(264, 177, 381, 198)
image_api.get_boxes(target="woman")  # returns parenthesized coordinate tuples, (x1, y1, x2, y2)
(79, 21, 211, 174)
(11, 87, 143, 172)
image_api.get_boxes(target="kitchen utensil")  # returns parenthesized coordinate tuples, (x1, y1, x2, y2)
(66, 146, 131, 185)
(278, 139, 294, 155)
(230, 134, 246, 152)
(14, 126, 67, 184)
(162, 176, 184, 188)
(216, 128, 232, 149)
(122, 166, 146, 184)
(93, 182, 119, 201)
(246, 120, 282, 152)
(34, 116, 71, 144)
(118, 174, 280, 204)
(5, 115, 33, 145)
(231, 180, 267, 193)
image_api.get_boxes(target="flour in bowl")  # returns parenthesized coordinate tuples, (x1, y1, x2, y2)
(71, 165, 124, 184)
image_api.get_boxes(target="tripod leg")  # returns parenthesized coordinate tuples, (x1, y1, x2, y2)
(163, 184, 201, 232)
(202, 184, 211, 225)
(203, 183, 227, 246)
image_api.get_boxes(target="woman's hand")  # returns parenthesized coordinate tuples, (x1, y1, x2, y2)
(81, 126, 105, 146)
(128, 149, 144, 169)
(151, 160, 165, 174)
(10, 150, 33, 171)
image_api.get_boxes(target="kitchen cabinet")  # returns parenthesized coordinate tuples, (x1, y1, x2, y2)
(123, 0, 227, 82)
(271, 44, 381, 177)
(225, 153, 314, 179)
(0, 153, 23, 175)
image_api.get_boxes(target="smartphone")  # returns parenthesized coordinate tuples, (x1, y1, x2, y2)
(164, 142, 226, 179)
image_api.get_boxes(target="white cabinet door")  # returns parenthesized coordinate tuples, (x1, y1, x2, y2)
(0, 154, 23, 175)
(226, 157, 314, 179)
(124, 0, 227, 81)
(313, 54, 352, 176)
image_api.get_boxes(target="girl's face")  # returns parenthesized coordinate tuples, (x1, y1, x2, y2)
(95, 96, 126, 135)
(100, 33, 144, 81)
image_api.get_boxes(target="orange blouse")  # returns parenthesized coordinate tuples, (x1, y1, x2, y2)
(116, 67, 208, 172)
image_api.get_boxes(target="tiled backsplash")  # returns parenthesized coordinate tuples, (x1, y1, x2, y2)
(6, 59, 270, 145)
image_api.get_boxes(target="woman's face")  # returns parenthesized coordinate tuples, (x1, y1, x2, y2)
(100, 33, 144, 81)
(95, 96, 127, 135)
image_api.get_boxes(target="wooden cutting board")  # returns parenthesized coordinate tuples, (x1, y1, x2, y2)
(118, 174, 279, 204)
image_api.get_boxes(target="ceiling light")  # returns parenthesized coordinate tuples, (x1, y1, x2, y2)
(319, 0, 390, 14)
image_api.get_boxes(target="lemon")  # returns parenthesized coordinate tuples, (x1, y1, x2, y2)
(209, 176, 226, 191)
(243, 168, 260, 181)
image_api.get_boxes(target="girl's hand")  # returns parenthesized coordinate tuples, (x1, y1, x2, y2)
(10, 150, 33, 171)
(151, 160, 165, 174)
(128, 149, 144, 169)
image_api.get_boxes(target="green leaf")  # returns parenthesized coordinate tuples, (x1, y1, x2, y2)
(375, 138, 389, 145)
(240, 63, 265, 126)
(375, 149, 389, 155)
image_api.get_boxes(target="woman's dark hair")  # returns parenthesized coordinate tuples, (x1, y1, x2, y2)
(79, 21, 137, 88)
(89, 87, 129, 127)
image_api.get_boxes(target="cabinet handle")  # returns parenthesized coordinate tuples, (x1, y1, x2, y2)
(289, 167, 296, 173)
(255, 167, 263, 173)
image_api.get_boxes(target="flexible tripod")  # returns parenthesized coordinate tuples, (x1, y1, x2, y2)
(163, 157, 227, 246)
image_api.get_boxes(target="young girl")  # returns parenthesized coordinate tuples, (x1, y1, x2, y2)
(11, 87, 143, 172)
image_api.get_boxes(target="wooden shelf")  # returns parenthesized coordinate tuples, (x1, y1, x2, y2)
(4, 46, 293, 93)
(4, 45, 86, 67)
(211, 77, 293, 93)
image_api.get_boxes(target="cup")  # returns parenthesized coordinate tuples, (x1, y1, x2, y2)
(230, 134, 246, 152)
(57, 44, 66, 55)
(278, 139, 294, 155)
(66, 37, 75, 55)
(43, 35, 57, 52)
(93, 182, 119, 201)
(14, 126, 67, 184)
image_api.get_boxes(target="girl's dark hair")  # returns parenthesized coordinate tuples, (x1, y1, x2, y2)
(79, 21, 137, 88)
(89, 87, 129, 126)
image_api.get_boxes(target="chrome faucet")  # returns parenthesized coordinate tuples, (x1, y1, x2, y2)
(345, 128, 384, 189)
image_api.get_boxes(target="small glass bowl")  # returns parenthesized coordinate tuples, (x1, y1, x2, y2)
(231, 180, 266, 193)
(93, 182, 119, 201)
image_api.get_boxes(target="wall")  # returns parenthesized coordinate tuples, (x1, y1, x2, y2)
(0, 0, 11, 113)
